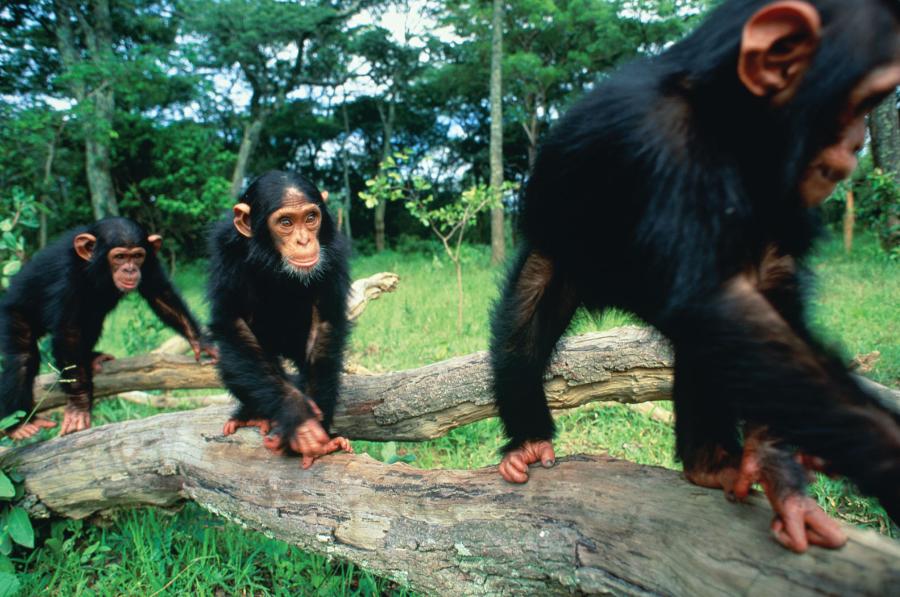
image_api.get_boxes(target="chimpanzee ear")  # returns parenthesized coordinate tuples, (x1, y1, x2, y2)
(233, 203, 253, 238)
(738, 1, 821, 106)
(73, 233, 97, 261)
(320, 190, 329, 203)
(147, 234, 163, 253)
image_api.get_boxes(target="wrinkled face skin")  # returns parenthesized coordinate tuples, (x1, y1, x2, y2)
(269, 189, 323, 275)
(107, 246, 146, 292)
(799, 62, 900, 206)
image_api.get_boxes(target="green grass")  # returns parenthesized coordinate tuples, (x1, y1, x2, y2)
(9, 233, 900, 594)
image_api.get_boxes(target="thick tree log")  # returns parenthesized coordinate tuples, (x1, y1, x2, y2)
(32, 327, 899, 440)
(33, 328, 674, 435)
(3, 407, 898, 596)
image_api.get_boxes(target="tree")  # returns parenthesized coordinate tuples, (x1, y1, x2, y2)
(361, 150, 510, 331)
(185, 0, 363, 199)
(489, 0, 505, 265)
(1, 0, 186, 220)
(868, 93, 900, 251)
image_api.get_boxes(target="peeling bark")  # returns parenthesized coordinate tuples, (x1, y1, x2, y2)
(3, 408, 898, 596)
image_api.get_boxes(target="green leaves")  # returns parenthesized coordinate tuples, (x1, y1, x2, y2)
(6, 509, 33, 550)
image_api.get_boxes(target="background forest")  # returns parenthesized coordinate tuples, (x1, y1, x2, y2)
(1, 0, 899, 594)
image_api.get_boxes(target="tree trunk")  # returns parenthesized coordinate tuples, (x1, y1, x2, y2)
(3, 408, 899, 596)
(340, 103, 353, 240)
(489, 0, 505, 265)
(230, 116, 266, 199)
(844, 189, 855, 252)
(375, 102, 395, 252)
(53, 0, 118, 219)
(868, 93, 900, 249)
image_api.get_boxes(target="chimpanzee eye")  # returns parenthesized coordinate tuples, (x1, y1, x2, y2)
(279, 217, 292, 227)
(306, 212, 318, 225)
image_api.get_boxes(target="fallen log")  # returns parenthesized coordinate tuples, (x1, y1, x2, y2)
(32, 327, 900, 440)
(32, 327, 675, 436)
(3, 407, 898, 596)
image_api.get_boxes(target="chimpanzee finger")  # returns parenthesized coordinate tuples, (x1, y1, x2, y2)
(805, 508, 848, 548)
(262, 434, 284, 455)
(223, 420, 238, 435)
(771, 511, 809, 553)
(301, 454, 317, 469)
(536, 442, 556, 468)
(306, 399, 324, 421)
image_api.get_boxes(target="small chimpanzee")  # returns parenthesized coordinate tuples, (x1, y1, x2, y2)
(208, 170, 352, 468)
(0, 217, 215, 439)
(490, 0, 900, 552)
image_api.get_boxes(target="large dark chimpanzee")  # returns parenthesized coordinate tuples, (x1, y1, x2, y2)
(490, 0, 900, 552)
(208, 170, 352, 469)
(0, 217, 215, 439)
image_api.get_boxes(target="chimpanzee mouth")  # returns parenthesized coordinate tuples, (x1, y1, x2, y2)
(281, 250, 328, 285)
(116, 277, 139, 291)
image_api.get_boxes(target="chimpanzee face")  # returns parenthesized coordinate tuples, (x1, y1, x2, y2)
(798, 62, 900, 206)
(268, 189, 323, 272)
(73, 232, 161, 293)
(106, 246, 147, 292)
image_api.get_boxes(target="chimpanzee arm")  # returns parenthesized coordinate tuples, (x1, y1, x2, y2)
(663, 277, 900, 520)
(299, 303, 349, 432)
(138, 262, 208, 356)
(490, 247, 581, 452)
(214, 317, 316, 436)
(50, 323, 94, 411)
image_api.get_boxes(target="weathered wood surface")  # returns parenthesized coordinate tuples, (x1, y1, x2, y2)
(32, 326, 899, 440)
(33, 327, 675, 438)
(3, 407, 898, 596)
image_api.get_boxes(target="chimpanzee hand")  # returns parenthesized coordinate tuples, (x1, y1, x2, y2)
(730, 434, 847, 553)
(7, 417, 57, 440)
(59, 403, 91, 436)
(191, 340, 219, 364)
(262, 418, 352, 469)
(499, 439, 556, 483)
(91, 352, 115, 373)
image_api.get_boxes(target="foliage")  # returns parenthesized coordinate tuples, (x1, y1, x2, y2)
(362, 149, 514, 331)
(119, 121, 234, 261)
(858, 168, 900, 256)
(0, 189, 42, 290)
(0, 411, 32, 597)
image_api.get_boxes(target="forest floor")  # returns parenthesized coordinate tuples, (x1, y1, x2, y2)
(8, 233, 899, 595)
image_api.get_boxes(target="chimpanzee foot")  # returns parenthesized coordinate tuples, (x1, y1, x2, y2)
(59, 406, 91, 436)
(91, 352, 115, 373)
(7, 416, 57, 440)
(499, 440, 556, 483)
(222, 418, 272, 437)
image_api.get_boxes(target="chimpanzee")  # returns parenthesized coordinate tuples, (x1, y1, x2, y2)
(490, 0, 900, 552)
(0, 217, 216, 439)
(208, 170, 352, 469)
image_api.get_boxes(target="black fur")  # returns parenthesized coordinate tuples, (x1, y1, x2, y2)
(490, 0, 900, 520)
(0, 217, 204, 426)
(207, 170, 350, 444)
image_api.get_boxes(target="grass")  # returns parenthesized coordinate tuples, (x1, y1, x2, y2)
(7, 232, 900, 594)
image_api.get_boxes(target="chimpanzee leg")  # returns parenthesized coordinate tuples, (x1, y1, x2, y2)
(490, 246, 580, 456)
(0, 311, 54, 438)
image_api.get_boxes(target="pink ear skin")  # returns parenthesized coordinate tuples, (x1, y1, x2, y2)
(147, 234, 163, 253)
(321, 190, 329, 203)
(73, 233, 97, 261)
(737, 0, 821, 106)
(233, 203, 253, 238)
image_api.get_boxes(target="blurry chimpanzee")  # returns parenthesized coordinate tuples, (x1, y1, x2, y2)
(208, 170, 352, 468)
(490, 0, 900, 552)
(0, 217, 216, 439)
